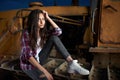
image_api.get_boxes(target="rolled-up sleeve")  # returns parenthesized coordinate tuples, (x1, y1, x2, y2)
(52, 27, 62, 36)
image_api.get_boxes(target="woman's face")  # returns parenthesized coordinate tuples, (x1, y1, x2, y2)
(38, 13, 45, 29)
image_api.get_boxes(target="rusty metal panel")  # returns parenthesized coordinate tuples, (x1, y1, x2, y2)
(0, 17, 22, 57)
(0, 6, 88, 18)
(98, 0, 120, 47)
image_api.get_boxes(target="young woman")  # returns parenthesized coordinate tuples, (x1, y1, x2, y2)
(20, 9, 89, 80)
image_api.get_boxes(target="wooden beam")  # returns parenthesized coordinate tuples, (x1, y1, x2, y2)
(89, 47, 120, 53)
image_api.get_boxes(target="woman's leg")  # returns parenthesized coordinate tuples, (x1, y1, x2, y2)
(39, 35, 72, 64)
(39, 35, 89, 75)
(39, 36, 54, 65)
(46, 36, 89, 75)
(50, 36, 71, 59)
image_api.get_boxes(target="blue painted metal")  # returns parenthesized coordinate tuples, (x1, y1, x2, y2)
(0, 0, 90, 11)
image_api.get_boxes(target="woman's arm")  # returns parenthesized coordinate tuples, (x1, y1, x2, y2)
(43, 10, 59, 29)
(28, 56, 54, 80)
(43, 10, 62, 36)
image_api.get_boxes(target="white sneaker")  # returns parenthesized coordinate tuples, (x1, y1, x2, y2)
(68, 60, 89, 75)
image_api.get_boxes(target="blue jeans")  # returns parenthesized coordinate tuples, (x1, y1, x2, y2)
(24, 35, 71, 80)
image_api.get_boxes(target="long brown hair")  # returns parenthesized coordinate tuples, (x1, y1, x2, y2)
(27, 9, 48, 50)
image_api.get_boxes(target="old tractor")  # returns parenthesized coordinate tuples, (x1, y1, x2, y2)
(0, 0, 120, 80)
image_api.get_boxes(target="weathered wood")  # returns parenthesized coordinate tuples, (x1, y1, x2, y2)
(89, 47, 120, 53)
(98, 0, 120, 47)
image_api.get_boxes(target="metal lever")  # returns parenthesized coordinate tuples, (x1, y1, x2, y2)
(91, 8, 97, 34)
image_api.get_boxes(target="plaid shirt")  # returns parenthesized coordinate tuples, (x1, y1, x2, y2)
(20, 28, 62, 70)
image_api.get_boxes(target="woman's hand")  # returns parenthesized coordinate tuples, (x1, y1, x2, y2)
(28, 57, 54, 80)
(43, 10, 50, 20)
(43, 10, 59, 29)
(41, 70, 54, 80)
